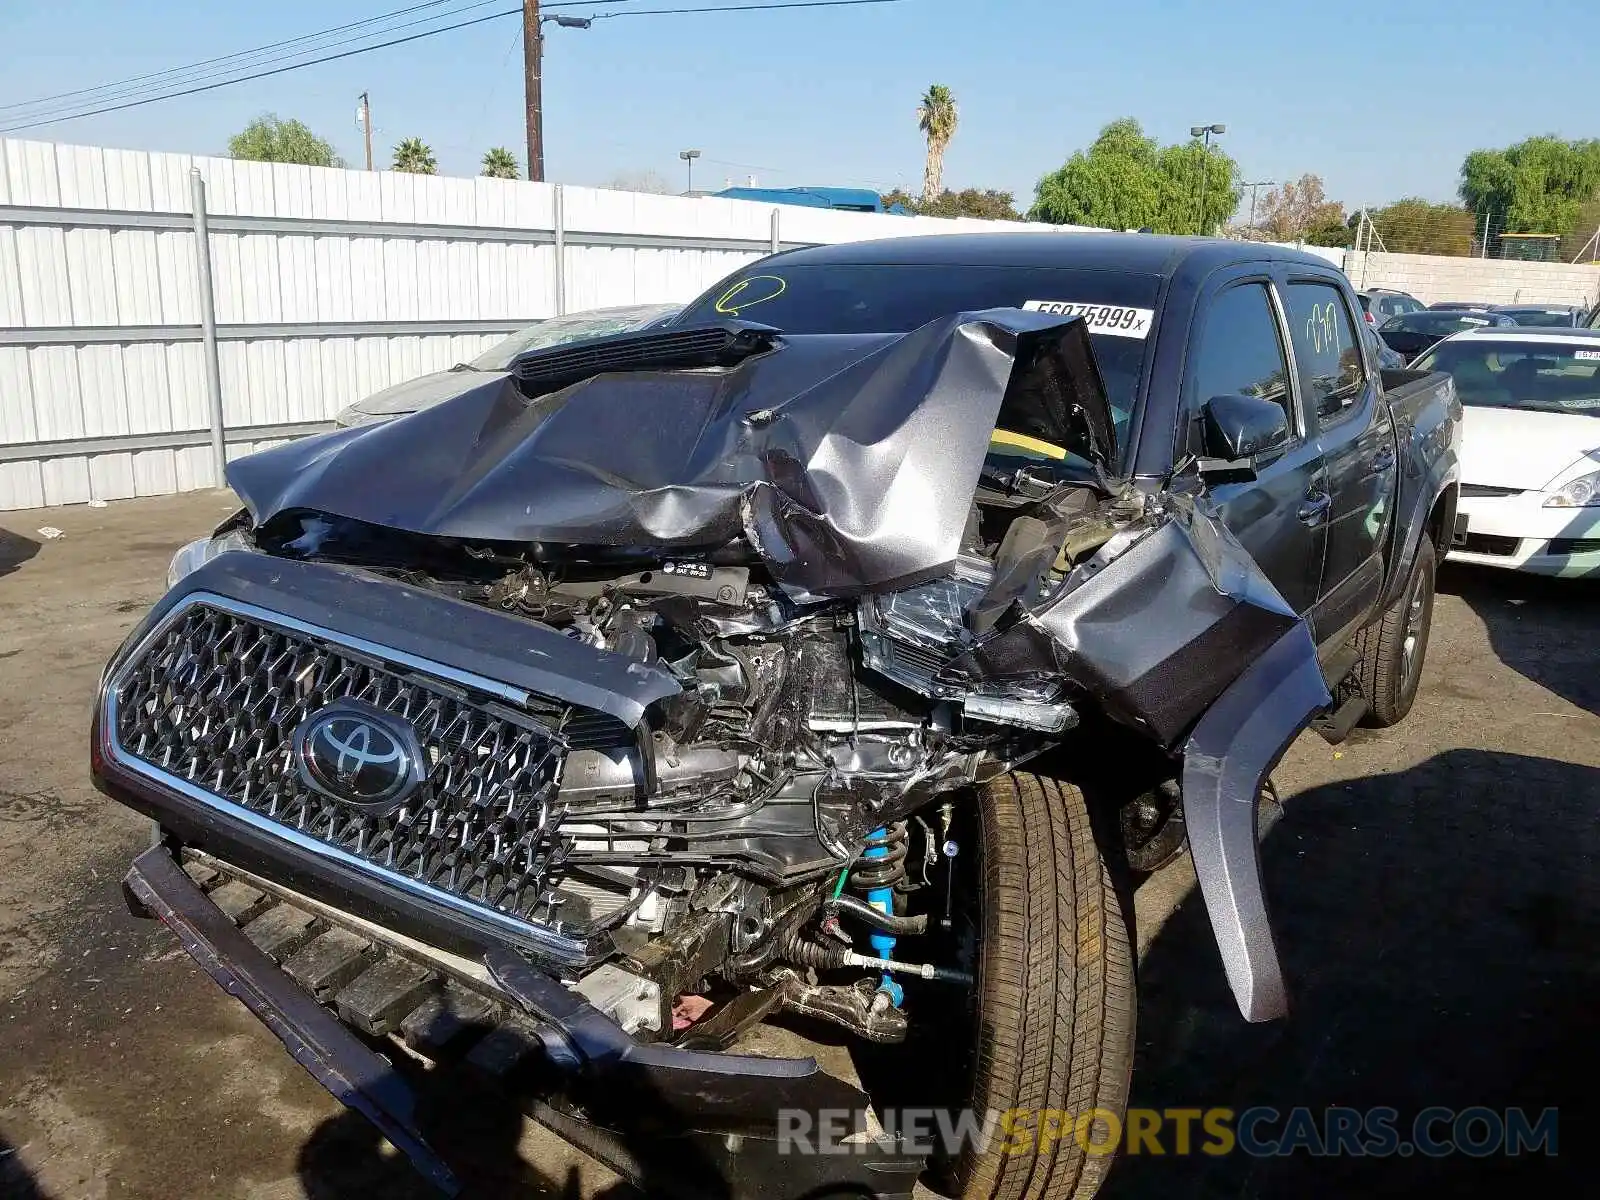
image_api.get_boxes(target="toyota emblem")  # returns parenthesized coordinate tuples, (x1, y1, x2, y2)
(293, 701, 424, 813)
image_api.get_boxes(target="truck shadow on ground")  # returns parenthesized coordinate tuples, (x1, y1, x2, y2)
(295, 1048, 879, 1200)
(296, 1100, 596, 1200)
(1441, 564, 1600, 716)
(0, 1129, 52, 1200)
(0, 527, 41, 580)
(1108, 749, 1599, 1198)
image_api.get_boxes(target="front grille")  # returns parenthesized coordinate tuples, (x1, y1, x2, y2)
(111, 603, 631, 930)
(1548, 538, 1600, 555)
(1460, 483, 1524, 499)
(1460, 533, 1521, 557)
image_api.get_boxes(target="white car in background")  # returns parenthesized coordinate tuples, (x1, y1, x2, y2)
(1412, 327, 1600, 577)
(334, 303, 682, 427)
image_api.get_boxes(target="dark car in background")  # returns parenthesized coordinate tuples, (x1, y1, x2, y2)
(1429, 301, 1492, 311)
(1379, 308, 1518, 362)
(1357, 287, 1425, 325)
(1363, 318, 1406, 369)
(1490, 304, 1589, 328)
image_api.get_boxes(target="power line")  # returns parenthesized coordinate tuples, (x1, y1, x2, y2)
(0, 8, 520, 132)
(0, 0, 898, 134)
(591, 0, 904, 15)
(1, 3, 524, 124)
(0, 2, 465, 116)
(0, 1, 640, 132)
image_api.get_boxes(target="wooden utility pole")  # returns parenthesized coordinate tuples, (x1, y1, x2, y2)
(358, 92, 374, 171)
(523, 1, 545, 182)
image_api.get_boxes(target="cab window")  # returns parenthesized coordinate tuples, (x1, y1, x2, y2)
(1283, 281, 1366, 423)
(1188, 282, 1295, 442)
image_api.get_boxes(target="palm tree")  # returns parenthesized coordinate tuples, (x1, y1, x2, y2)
(916, 84, 958, 202)
(392, 137, 437, 175)
(481, 147, 520, 179)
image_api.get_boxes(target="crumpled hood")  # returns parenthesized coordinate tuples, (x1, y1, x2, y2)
(1461, 405, 1600, 490)
(229, 310, 1116, 597)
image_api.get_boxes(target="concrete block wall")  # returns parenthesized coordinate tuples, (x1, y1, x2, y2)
(1346, 250, 1600, 308)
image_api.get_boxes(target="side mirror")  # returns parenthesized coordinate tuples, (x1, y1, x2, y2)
(1201, 393, 1290, 465)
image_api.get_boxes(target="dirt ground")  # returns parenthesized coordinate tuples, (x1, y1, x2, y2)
(1, 492, 1595, 1200)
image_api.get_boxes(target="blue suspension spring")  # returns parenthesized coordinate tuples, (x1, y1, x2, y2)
(855, 823, 909, 1007)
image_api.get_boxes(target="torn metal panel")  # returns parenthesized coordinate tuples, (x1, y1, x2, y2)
(1181, 621, 1331, 1022)
(944, 493, 1306, 745)
(226, 312, 1115, 598)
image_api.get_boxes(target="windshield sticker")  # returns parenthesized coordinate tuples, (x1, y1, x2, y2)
(1575, 350, 1600, 360)
(1021, 301, 1154, 339)
(714, 275, 787, 316)
(1459, 317, 1489, 326)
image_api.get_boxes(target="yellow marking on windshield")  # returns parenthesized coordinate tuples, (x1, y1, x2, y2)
(714, 274, 788, 316)
(990, 429, 1067, 460)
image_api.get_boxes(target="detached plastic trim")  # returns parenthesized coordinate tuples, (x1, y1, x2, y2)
(123, 845, 462, 1195)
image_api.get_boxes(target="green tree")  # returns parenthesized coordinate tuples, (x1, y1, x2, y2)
(1028, 119, 1239, 234)
(227, 115, 341, 167)
(1304, 215, 1353, 248)
(1368, 198, 1477, 256)
(881, 187, 1020, 221)
(480, 147, 520, 179)
(916, 84, 959, 202)
(1565, 193, 1600, 261)
(392, 137, 438, 175)
(1256, 174, 1347, 243)
(1460, 136, 1600, 239)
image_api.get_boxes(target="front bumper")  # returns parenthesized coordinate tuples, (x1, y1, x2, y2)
(1449, 491, 1600, 577)
(124, 843, 925, 1199)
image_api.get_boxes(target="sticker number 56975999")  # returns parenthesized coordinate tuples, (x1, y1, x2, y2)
(1021, 300, 1155, 339)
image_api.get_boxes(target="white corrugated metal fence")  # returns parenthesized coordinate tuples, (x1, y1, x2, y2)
(0, 137, 1062, 510)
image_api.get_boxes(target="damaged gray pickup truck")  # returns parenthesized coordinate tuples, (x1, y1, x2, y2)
(93, 234, 1460, 1200)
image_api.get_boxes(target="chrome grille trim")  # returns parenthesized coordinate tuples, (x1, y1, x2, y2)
(100, 592, 621, 959)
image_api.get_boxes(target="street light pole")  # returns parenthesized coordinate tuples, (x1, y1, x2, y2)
(680, 149, 701, 195)
(1242, 179, 1275, 239)
(1189, 123, 1226, 236)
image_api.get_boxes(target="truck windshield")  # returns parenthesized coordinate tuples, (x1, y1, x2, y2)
(677, 262, 1162, 455)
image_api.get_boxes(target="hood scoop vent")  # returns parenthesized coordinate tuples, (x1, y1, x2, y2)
(511, 322, 780, 395)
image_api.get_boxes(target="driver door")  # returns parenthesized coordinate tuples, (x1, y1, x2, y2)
(1185, 275, 1328, 617)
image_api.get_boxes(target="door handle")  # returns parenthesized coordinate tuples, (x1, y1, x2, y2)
(1370, 446, 1397, 473)
(1297, 491, 1332, 525)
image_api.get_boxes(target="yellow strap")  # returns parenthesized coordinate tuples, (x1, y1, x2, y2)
(989, 429, 1067, 460)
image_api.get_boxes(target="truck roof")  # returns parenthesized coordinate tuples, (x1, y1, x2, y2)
(767, 231, 1341, 278)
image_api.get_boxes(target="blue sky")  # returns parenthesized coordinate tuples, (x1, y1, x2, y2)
(1, 0, 1596, 211)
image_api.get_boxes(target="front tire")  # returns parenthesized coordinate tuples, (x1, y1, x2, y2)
(1354, 537, 1436, 727)
(953, 772, 1136, 1200)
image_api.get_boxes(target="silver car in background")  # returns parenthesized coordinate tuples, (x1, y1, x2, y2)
(335, 303, 682, 427)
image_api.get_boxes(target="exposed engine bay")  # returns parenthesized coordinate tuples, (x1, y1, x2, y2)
(233, 463, 1141, 1042)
